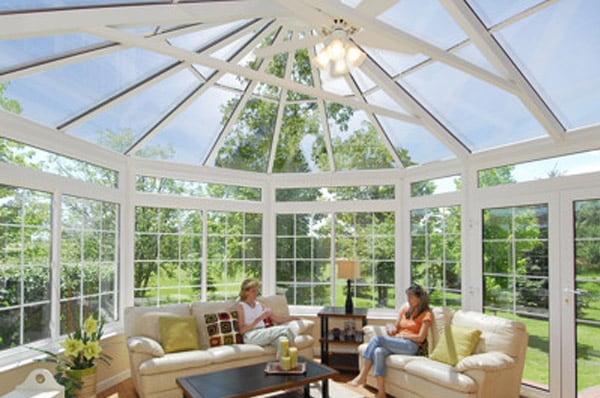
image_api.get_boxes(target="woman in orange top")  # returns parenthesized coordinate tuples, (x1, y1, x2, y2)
(349, 284, 432, 398)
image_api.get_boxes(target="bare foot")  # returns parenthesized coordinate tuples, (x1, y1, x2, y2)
(374, 392, 387, 398)
(347, 376, 365, 386)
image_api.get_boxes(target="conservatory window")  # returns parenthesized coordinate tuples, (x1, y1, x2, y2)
(411, 206, 461, 307)
(483, 204, 549, 390)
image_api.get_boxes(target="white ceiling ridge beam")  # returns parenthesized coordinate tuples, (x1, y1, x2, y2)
(84, 26, 417, 124)
(299, 0, 518, 95)
(127, 21, 277, 156)
(0, 43, 120, 84)
(440, 0, 565, 142)
(344, 73, 404, 168)
(361, 57, 470, 159)
(355, 0, 398, 18)
(0, 0, 289, 39)
(203, 26, 289, 166)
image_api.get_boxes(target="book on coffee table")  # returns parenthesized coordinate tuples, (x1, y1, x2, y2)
(264, 361, 307, 374)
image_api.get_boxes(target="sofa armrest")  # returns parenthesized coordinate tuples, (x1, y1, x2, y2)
(362, 325, 387, 343)
(127, 336, 165, 357)
(455, 351, 515, 372)
(286, 319, 315, 336)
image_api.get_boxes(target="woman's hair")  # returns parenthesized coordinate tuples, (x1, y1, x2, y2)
(239, 278, 260, 301)
(405, 284, 431, 319)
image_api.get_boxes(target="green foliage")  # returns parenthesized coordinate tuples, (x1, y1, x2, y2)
(0, 82, 22, 114)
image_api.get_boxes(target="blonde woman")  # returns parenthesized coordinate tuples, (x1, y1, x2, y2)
(236, 278, 298, 347)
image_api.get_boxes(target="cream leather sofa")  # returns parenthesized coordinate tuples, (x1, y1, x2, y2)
(358, 308, 528, 398)
(124, 295, 314, 398)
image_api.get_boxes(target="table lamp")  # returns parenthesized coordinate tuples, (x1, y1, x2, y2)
(337, 259, 360, 314)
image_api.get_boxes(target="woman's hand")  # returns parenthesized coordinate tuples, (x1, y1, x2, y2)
(261, 307, 272, 320)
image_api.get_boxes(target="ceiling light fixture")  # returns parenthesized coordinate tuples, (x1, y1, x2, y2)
(312, 19, 365, 77)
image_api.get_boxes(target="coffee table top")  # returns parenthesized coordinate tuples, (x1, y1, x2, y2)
(177, 358, 337, 398)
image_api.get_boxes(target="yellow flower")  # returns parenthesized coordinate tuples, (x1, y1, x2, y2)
(82, 341, 102, 360)
(61, 338, 84, 357)
(83, 317, 98, 335)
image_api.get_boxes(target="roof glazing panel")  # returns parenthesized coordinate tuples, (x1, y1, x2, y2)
(0, 0, 166, 12)
(493, 0, 600, 130)
(136, 86, 241, 165)
(401, 61, 545, 151)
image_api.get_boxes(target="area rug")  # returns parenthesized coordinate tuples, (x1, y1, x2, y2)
(257, 380, 366, 398)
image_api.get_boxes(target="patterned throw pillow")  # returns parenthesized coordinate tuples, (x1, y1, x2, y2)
(203, 311, 244, 347)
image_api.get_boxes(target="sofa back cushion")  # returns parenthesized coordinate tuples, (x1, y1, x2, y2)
(452, 310, 527, 358)
(258, 295, 290, 318)
(428, 306, 455, 352)
(124, 304, 191, 341)
(191, 300, 238, 349)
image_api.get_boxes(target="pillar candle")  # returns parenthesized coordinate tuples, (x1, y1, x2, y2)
(288, 346, 298, 369)
(280, 355, 291, 371)
(279, 337, 289, 358)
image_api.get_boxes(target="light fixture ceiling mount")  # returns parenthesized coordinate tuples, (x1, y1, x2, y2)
(312, 18, 365, 76)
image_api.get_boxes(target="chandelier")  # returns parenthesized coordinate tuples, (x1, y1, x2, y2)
(311, 19, 365, 76)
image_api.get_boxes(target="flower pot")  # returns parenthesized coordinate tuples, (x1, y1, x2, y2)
(67, 366, 97, 398)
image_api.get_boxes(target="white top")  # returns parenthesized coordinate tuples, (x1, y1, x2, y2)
(239, 300, 265, 329)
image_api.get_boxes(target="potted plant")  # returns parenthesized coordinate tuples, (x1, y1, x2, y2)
(32, 315, 112, 398)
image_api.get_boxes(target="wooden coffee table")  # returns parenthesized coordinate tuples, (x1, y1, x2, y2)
(176, 358, 338, 398)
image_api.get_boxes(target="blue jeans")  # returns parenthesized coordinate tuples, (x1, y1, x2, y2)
(362, 335, 418, 377)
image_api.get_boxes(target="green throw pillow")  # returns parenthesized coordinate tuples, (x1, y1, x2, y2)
(159, 315, 200, 353)
(429, 325, 481, 366)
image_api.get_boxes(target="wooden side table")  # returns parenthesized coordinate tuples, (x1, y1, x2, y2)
(317, 306, 367, 372)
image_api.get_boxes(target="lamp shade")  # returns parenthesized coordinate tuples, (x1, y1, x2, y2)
(337, 260, 360, 280)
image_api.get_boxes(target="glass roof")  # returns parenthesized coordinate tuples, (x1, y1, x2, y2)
(0, 0, 598, 174)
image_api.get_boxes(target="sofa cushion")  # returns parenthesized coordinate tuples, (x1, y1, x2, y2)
(429, 306, 454, 351)
(258, 295, 290, 318)
(208, 343, 269, 364)
(159, 315, 200, 353)
(203, 311, 244, 347)
(452, 310, 527, 358)
(403, 358, 478, 393)
(429, 325, 481, 366)
(191, 300, 238, 349)
(138, 349, 214, 376)
(124, 304, 191, 341)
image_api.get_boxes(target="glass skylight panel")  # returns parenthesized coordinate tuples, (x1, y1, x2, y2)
(217, 73, 249, 92)
(135, 86, 240, 165)
(212, 97, 277, 172)
(377, 0, 467, 50)
(365, 90, 411, 115)
(401, 61, 545, 152)
(376, 115, 455, 166)
(362, 46, 427, 78)
(467, 0, 546, 28)
(0, 33, 107, 71)
(0, 0, 166, 11)
(290, 49, 314, 87)
(319, 72, 353, 97)
(327, 105, 396, 171)
(209, 32, 255, 62)
(411, 175, 461, 197)
(350, 68, 377, 93)
(68, 69, 200, 151)
(452, 44, 499, 76)
(273, 103, 328, 173)
(492, 0, 600, 130)
(167, 21, 250, 52)
(5, 47, 174, 128)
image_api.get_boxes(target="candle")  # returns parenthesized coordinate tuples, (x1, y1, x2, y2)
(288, 347, 298, 369)
(280, 355, 291, 371)
(279, 337, 289, 358)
